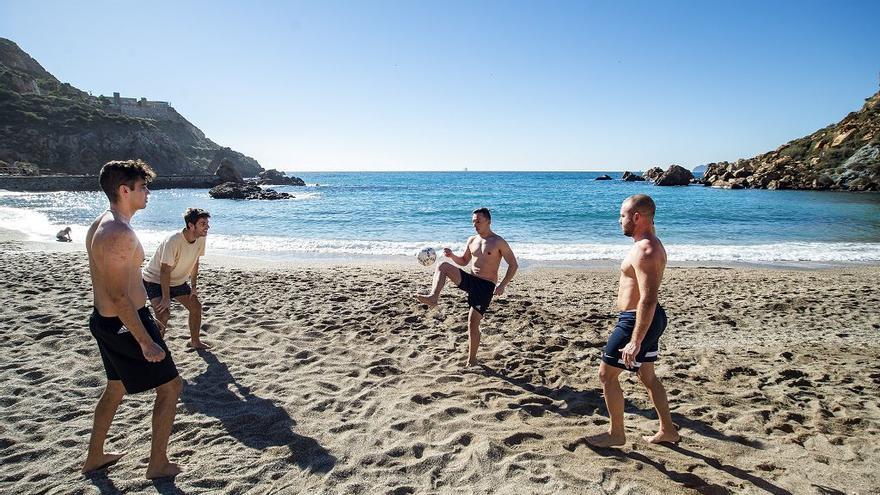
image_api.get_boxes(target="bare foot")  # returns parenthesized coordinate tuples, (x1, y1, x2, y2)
(642, 430, 680, 444)
(585, 431, 626, 447)
(464, 358, 478, 367)
(188, 341, 210, 350)
(145, 461, 183, 480)
(81, 452, 125, 474)
(415, 293, 437, 307)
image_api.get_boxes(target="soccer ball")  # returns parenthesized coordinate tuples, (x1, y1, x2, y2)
(417, 247, 437, 266)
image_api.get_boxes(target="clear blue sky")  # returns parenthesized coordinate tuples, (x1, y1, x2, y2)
(2, 0, 879, 171)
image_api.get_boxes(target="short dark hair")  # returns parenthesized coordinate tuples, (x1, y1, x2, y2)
(99, 160, 156, 203)
(183, 208, 211, 227)
(625, 194, 656, 217)
(472, 207, 491, 221)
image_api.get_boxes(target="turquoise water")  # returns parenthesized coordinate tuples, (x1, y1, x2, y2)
(2, 172, 879, 263)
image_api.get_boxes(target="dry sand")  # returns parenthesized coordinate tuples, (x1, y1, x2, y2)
(0, 243, 878, 494)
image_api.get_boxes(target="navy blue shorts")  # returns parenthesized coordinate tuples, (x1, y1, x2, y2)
(456, 269, 495, 315)
(88, 307, 179, 394)
(602, 305, 667, 372)
(143, 280, 192, 300)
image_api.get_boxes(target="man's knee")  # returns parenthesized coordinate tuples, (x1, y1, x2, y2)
(598, 364, 621, 387)
(105, 380, 126, 401)
(637, 367, 658, 388)
(156, 376, 183, 399)
(438, 261, 456, 275)
(188, 298, 202, 315)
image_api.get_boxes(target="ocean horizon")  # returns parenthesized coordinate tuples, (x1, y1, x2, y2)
(2, 171, 879, 265)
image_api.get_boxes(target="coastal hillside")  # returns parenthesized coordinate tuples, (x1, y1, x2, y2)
(703, 91, 880, 191)
(0, 38, 263, 177)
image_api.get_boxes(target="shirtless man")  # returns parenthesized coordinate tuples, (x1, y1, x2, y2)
(82, 160, 183, 479)
(587, 194, 679, 447)
(416, 208, 518, 366)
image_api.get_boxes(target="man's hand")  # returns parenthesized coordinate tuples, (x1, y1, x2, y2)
(155, 297, 171, 314)
(155, 319, 167, 338)
(442, 247, 454, 258)
(494, 284, 505, 296)
(140, 340, 166, 363)
(620, 340, 641, 369)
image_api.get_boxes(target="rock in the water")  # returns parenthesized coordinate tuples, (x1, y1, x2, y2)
(209, 182, 292, 200)
(643, 167, 664, 181)
(621, 171, 645, 181)
(258, 169, 306, 186)
(655, 165, 694, 186)
(595, 174, 613, 181)
(214, 159, 244, 184)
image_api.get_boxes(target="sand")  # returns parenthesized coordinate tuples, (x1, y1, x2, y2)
(0, 243, 878, 494)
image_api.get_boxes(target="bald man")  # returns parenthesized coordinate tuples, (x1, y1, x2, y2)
(587, 194, 680, 447)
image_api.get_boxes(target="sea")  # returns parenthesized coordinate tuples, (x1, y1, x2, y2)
(1, 171, 879, 265)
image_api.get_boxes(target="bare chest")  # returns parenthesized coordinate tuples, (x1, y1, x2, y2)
(469, 237, 500, 260)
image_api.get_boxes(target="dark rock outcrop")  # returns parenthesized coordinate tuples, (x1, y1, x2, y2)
(655, 165, 694, 186)
(0, 38, 263, 177)
(209, 182, 292, 200)
(643, 167, 664, 182)
(215, 158, 244, 184)
(258, 169, 305, 186)
(595, 174, 613, 180)
(621, 171, 645, 181)
(701, 91, 880, 191)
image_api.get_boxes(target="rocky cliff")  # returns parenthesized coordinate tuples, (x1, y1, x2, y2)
(702, 91, 880, 191)
(0, 38, 263, 177)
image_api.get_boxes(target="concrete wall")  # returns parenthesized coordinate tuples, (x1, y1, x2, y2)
(0, 175, 221, 192)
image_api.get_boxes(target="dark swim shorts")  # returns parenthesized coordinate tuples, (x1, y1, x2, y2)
(456, 269, 496, 315)
(602, 305, 668, 372)
(88, 307, 179, 394)
(143, 280, 192, 300)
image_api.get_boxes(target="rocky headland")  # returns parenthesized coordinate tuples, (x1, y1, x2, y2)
(0, 38, 262, 178)
(701, 91, 880, 191)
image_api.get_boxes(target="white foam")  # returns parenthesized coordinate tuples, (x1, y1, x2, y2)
(1, 206, 878, 263)
(200, 235, 880, 263)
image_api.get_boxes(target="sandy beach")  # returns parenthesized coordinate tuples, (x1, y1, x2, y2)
(1, 241, 878, 494)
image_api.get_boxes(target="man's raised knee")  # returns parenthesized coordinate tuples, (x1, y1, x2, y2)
(438, 261, 456, 274)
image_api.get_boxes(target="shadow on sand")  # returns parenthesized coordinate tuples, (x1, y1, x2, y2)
(481, 364, 763, 448)
(181, 350, 336, 473)
(583, 443, 794, 495)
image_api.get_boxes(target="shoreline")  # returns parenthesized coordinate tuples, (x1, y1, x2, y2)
(2, 227, 876, 272)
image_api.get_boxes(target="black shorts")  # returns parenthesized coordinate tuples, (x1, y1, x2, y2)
(88, 307, 179, 394)
(143, 280, 192, 300)
(456, 269, 495, 315)
(602, 305, 667, 372)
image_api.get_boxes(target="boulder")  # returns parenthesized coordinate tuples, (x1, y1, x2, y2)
(655, 165, 694, 186)
(594, 174, 613, 181)
(644, 167, 664, 181)
(214, 159, 244, 184)
(621, 171, 646, 181)
(258, 169, 306, 186)
(209, 182, 293, 200)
